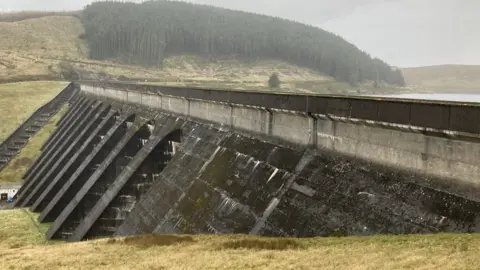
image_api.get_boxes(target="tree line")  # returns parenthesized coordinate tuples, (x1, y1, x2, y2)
(81, 1, 405, 86)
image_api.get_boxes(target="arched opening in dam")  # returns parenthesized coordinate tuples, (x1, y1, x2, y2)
(22, 104, 113, 210)
(49, 115, 151, 240)
(40, 113, 135, 225)
(82, 129, 183, 240)
(32, 106, 116, 213)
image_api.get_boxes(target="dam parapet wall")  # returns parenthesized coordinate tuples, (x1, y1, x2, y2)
(79, 82, 480, 197)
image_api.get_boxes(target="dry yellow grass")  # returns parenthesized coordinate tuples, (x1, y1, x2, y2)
(0, 105, 67, 185)
(0, 16, 87, 80)
(0, 11, 80, 22)
(0, 209, 52, 248)
(0, 81, 68, 143)
(0, 209, 479, 269)
(402, 65, 480, 91)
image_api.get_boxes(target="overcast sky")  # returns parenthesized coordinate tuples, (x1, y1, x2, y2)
(1, 0, 478, 67)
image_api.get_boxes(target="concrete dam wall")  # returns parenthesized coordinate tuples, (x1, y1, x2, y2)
(0, 84, 77, 172)
(13, 81, 480, 241)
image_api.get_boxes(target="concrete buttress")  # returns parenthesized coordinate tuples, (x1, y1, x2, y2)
(46, 114, 148, 239)
(15, 99, 94, 205)
(69, 116, 180, 241)
(24, 103, 111, 208)
(31, 109, 117, 213)
(38, 111, 136, 223)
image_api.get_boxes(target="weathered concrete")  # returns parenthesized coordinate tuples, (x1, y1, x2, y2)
(80, 83, 480, 197)
(15, 98, 93, 205)
(25, 104, 110, 209)
(40, 94, 82, 151)
(31, 108, 117, 213)
(34, 96, 86, 159)
(46, 113, 148, 239)
(19, 97, 87, 186)
(38, 111, 135, 223)
(22, 95, 83, 181)
(13, 81, 480, 242)
(69, 116, 180, 241)
(116, 116, 480, 237)
(16, 101, 98, 207)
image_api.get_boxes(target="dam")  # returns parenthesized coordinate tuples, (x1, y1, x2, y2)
(10, 81, 480, 241)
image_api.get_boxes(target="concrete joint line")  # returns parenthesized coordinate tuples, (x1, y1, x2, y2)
(249, 151, 312, 235)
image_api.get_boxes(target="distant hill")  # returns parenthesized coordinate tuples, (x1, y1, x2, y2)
(0, 15, 87, 81)
(0, 3, 407, 94)
(402, 65, 480, 91)
(0, 14, 350, 94)
(81, 1, 404, 86)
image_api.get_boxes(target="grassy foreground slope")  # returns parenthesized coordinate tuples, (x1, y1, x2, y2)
(402, 65, 480, 91)
(0, 209, 479, 269)
(0, 209, 51, 248)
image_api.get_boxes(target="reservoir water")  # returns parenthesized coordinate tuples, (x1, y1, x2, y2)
(372, 93, 480, 103)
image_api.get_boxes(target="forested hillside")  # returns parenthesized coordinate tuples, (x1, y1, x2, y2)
(82, 1, 405, 86)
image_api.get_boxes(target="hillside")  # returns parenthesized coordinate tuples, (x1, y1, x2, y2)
(0, 16, 86, 81)
(82, 1, 404, 86)
(402, 65, 480, 91)
(0, 13, 405, 94)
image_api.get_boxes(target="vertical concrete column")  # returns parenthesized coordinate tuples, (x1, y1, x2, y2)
(185, 98, 191, 117)
(157, 94, 163, 109)
(264, 108, 273, 136)
(140, 92, 149, 107)
(140, 92, 145, 107)
(229, 104, 234, 128)
(309, 114, 318, 147)
(126, 90, 131, 104)
(98, 87, 106, 99)
(120, 89, 128, 103)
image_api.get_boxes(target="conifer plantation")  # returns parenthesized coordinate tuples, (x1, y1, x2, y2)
(81, 1, 405, 86)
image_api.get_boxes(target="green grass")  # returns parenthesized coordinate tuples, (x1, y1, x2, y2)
(0, 81, 68, 143)
(0, 209, 52, 248)
(0, 208, 479, 269)
(0, 104, 67, 186)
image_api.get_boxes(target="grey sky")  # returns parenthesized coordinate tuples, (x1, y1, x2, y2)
(0, 0, 478, 67)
